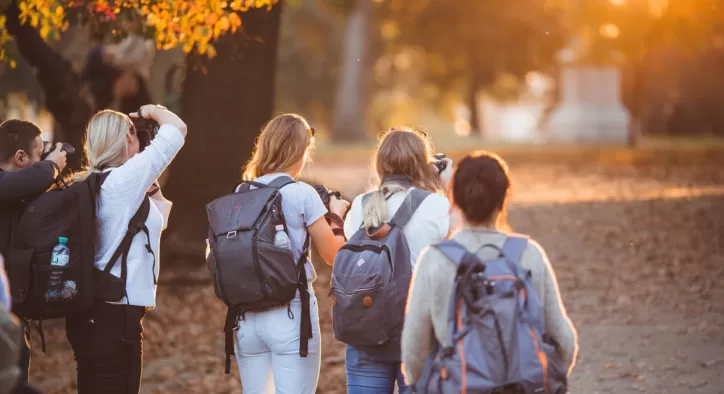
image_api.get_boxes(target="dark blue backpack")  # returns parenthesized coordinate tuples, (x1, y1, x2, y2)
(412, 236, 568, 394)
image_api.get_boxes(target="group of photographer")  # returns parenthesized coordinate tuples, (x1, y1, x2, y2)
(0, 104, 577, 394)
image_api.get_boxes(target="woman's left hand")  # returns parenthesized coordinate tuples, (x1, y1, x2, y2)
(434, 158, 454, 186)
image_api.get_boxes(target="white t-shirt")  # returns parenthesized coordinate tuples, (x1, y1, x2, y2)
(343, 187, 451, 268)
(247, 173, 328, 293)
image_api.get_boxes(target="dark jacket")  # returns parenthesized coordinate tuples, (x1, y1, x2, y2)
(0, 161, 58, 259)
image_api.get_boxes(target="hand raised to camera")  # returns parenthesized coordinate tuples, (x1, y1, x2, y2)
(329, 195, 350, 218)
(44, 143, 67, 173)
(129, 104, 187, 137)
(432, 158, 454, 187)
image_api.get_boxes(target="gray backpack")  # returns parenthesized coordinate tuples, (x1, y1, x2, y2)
(411, 236, 568, 394)
(331, 188, 431, 361)
(205, 176, 313, 374)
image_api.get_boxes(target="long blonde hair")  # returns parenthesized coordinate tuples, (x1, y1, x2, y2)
(242, 113, 314, 180)
(362, 127, 444, 229)
(71, 110, 133, 183)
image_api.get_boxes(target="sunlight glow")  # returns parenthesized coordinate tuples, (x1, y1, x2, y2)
(455, 119, 472, 137)
(600, 24, 620, 39)
(609, 0, 625, 5)
(649, 0, 669, 17)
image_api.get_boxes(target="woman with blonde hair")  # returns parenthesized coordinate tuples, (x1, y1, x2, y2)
(212, 113, 349, 393)
(340, 127, 455, 394)
(65, 105, 186, 394)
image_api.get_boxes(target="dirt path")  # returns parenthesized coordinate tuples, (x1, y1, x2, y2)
(29, 158, 724, 394)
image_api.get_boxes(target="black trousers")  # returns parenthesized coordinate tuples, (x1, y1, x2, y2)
(66, 302, 146, 394)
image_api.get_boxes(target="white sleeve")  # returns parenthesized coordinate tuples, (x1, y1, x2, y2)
(425, 193, 451, 240)
(102, 124, 185, 213)
(343, 195, 364, 240)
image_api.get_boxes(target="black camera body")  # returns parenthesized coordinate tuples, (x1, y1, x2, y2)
(40, 142, 75, 161)
(432, 152, 448, 174)
(132, 117, 160, 151)
(314, 184, 346, 236)
(313, 184, 342, 212)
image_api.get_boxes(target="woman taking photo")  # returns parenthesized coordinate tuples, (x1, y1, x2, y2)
(401, 151, 578, 387)
(341, 127, 454, 394)
(65, 105, 186, 394)
(223, 113, 350, 394)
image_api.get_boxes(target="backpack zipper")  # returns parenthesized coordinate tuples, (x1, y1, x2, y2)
(339, 244, 393, 277)
(331, 285, 381, 296)
(250, 201, 279, 299)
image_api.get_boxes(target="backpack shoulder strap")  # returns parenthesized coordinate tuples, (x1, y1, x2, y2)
(388, 188, 432, 228)
(267, 175, 296, 189)
(432, 239, 468, 265)
(501, 235, 529, 264)
(103, 196, 152, 285)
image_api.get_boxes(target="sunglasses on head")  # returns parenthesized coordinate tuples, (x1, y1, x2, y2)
(381, 128, 428, 139)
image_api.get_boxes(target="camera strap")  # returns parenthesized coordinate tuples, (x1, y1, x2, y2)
(325, 212, 345, 238)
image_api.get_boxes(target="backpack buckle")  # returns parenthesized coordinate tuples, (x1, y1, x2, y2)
(226, 231, 237, 239)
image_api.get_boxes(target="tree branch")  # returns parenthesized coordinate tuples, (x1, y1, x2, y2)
(4, 0, 91, 169)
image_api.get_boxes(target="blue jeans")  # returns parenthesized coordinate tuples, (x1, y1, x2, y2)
(345, 346, 407, 394)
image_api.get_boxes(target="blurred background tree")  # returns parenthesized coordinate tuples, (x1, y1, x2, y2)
(381, 0, 566, 136)
(0, 0, 282, 259)
(2, 0, 724, 258)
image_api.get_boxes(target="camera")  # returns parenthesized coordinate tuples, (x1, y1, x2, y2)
(40, 142, 75, 161)
(132, 116, 160, 151)
(313, 184, 342, 213)
(314, 184, 346, 237)
(431, 152, 448, 174)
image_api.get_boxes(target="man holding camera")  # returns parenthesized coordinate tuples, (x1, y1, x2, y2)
(0, 119, 67, 394)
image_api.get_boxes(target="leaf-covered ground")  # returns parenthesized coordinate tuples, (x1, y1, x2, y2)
(29, 152, 724, 394)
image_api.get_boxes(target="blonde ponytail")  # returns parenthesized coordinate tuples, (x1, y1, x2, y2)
(70, 110, 132, 183)
(362, 182, 407, 229)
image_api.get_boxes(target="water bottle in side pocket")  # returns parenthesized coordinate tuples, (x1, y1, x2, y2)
(273, 225, 292, 250)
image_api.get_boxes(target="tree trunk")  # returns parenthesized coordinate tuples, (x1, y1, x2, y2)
(3, 0, 90, 171)
(331, 0, 371, 142)
(161, 3, 283, 261)
(467, 71, 481, 137)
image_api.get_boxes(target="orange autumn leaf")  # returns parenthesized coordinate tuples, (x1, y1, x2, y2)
(0, 0, 279, 66)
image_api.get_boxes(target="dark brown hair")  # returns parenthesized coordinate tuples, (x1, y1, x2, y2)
(0, 119, 42, 162)
(451, 150, 510, 226)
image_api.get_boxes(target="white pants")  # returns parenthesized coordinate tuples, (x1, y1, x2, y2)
(234, 295, 321, 394)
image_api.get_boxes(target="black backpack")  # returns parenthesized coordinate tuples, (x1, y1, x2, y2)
(6, 172, 151, 349)
(206, 176, 312, 373)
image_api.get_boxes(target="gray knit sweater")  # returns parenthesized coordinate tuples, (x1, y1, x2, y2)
(401, 228, 579, 384)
